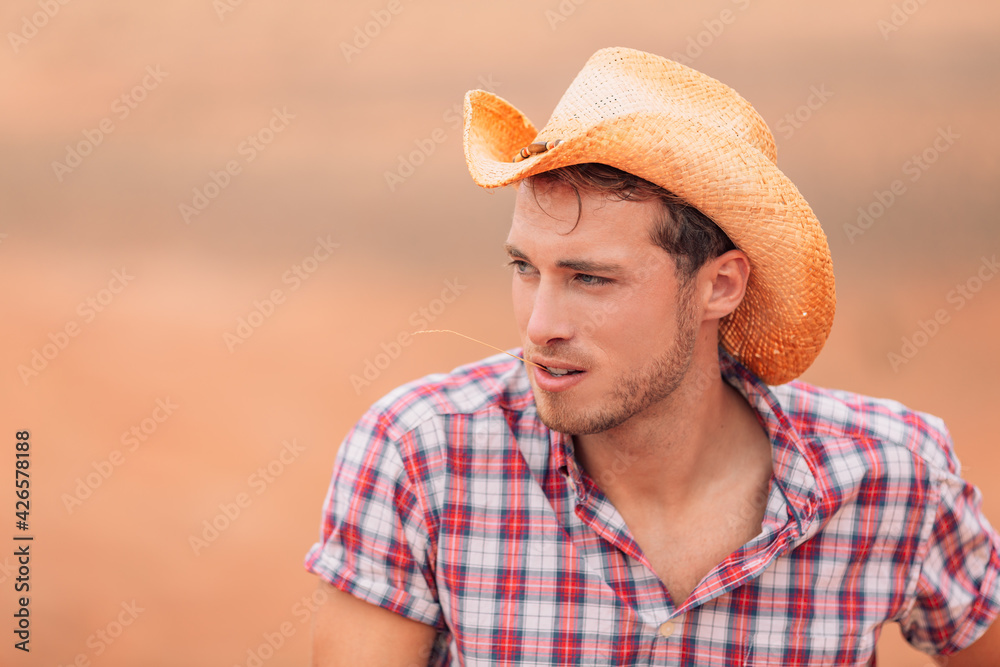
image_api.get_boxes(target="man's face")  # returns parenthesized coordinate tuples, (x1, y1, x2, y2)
(505, 180, 701, 435)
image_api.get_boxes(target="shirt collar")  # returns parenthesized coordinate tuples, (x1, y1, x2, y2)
(718, 348, 822, 537)
(550, 428, 587, 500)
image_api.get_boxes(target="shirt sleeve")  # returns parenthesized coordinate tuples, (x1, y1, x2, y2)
(898, 456, 1000, 655)
(304, 405, 443, 629)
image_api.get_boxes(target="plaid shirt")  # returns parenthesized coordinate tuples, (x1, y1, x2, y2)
(305, 350, 1000, 666)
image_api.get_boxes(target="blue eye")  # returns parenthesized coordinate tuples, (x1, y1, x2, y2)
(508, 259, 532, 274)
(577, 273, 612, 286)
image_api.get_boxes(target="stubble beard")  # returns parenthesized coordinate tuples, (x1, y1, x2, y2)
(532, 282, 700, 436)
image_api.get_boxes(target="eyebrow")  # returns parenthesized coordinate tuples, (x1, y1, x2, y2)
(504, 244, 624, 275)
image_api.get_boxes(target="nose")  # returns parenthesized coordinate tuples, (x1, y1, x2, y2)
(525, 281, 574, 348)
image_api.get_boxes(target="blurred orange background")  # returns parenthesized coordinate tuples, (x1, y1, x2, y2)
(1, 1, 998, 665)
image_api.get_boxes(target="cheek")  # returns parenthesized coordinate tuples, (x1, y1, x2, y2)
(604, 293, 676, 348)
(510, 277, 533, 332)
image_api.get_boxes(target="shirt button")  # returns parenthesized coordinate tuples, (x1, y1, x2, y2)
(658, 621, 675, 638)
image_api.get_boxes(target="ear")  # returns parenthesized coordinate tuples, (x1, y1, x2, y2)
(698, 249, 750, 321)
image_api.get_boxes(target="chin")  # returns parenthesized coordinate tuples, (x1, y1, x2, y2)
(533, 392, 629, 436)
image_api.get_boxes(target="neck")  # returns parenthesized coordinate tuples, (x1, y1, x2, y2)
(573, 344, 767, 511)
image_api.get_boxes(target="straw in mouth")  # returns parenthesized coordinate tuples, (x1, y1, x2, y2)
(411, 329, 547, 371)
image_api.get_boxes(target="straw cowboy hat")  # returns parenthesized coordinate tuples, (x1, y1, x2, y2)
(463, 46, 835, 385)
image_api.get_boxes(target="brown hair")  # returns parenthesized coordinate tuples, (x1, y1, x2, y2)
(524, 163, 736, 280)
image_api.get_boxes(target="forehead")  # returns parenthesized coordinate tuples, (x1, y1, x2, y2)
(506, 181, 666, 262)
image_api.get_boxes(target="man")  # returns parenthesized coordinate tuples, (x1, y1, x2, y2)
(305, 47, 1000, 665)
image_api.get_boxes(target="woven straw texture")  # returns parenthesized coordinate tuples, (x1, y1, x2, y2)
(463, 46, 835, 385)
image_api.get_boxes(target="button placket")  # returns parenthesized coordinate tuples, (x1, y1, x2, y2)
(657, 613, 684, 639)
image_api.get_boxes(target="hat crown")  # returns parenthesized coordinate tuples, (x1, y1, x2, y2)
(539, 47, 777, 165)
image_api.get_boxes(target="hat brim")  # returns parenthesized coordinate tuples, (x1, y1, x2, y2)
(464, 89, 835, 385)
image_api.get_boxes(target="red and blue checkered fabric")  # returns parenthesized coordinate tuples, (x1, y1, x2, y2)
(305, 350, 1000, 665)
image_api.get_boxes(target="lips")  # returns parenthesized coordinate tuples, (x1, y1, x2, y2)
(542, 366, 582, 377)
(531, 357, 585, 375)
(529, 357, 588, 392)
